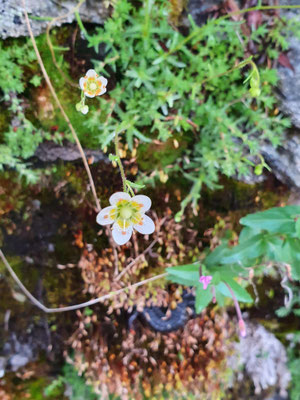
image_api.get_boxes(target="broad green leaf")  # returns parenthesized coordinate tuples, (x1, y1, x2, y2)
(221, 234, 266, 264)
(166, 263, 200, 286)
(195, 285, 213, 313)
(240, 206, 300, 234)
(204, 243, 231, 267)
(239, 226, 261, 243)
(280, 238, 300, 280)
(216, 279, 253, 303)
(215, 290, 225, 307)
(295, 218, 300, 239)
(264, 236, 283, 260)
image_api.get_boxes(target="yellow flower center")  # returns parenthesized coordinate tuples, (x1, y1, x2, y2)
(109, 199, 143, 229)
(89, 82, 97, 91)
(120, 206, 133, 220)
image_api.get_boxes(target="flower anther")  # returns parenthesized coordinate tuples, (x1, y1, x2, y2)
(96, 192, 155, 245)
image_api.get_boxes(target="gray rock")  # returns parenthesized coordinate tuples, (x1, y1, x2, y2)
(228, 322, 290, 397)
(260, 1, 300, 190)
(0, 356, 6, 378)
(188, 0, 223, 26)
(261, 131, 300, 190)
(9, 353, 31, 371)
(278, 0, 300, 129)
(0, 0, 109, 39)
(34, 140, 108, 163)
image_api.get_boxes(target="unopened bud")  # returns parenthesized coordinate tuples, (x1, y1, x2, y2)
(249, 86, 261, 98)
(238, 319, 247, 338)
(81, 105, 89, 115)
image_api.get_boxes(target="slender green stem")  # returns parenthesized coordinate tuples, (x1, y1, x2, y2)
(199, 57, 253, 87)
(75, 9, 89, 38)
(127, 185, 135, 197)
(114, 131, 127, 192)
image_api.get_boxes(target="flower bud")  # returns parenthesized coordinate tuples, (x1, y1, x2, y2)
(81, 105, 89, 115)
(249, 86, 261, 98)
(238, 319, 247, 338)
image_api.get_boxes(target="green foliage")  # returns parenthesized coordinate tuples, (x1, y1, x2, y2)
(167, 205, 300, 311)
(287, 332, 300, 400)
(0, 41, 36, 94)
(0, 39, 43, 182)
(83, 0, 294, 216)
(45, 364, 97, 400)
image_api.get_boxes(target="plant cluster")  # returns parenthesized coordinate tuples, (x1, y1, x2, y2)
(67, 306, 234, 399)
(82, 0, 295, 217)
(0, 41, 45, 181)
(167, 205, 300, 336)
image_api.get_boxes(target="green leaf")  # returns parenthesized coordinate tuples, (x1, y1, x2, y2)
(204, 243, 231, 267)
(217, 279, 253, 303)
(295, 218, 300, 239)
(166, 263, 200, 286)
(220, 234, 266, 264)
(108, 153, 119, 162)
(239, 226, 261, 243)
(240, 206, 300, 234)
(195, 285, 213, 313)
(125, 180, 145, 189)
(264, 236, 283, 260)
(215, 290, 225, 307)
(280, 238, 300, 280)
(29, 75, 42, 87)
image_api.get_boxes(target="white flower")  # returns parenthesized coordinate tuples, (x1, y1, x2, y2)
(79, 69, 107, 98)
(96, 192, 155, 245)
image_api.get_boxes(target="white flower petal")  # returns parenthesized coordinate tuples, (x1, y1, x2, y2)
(109, 192, 131, 205)
(98, 76, 108, 87)
(131, 195, 151, 212)
(79, 77, 86, 90)
(86, 69, 97, 78)
(112, 223, 133, 245)
(98, 87, 107, 96)
(96, 206, 115, 226)
(84, 92, 95, 98)
(134, 215, 155, 235)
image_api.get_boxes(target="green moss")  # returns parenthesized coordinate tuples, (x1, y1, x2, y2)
(137, 136, 187, 170)
(28, 30, 98, 148)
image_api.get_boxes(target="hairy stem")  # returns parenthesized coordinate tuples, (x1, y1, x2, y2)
(0, 249, 166, 313)
(114, 130, 127, 192)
